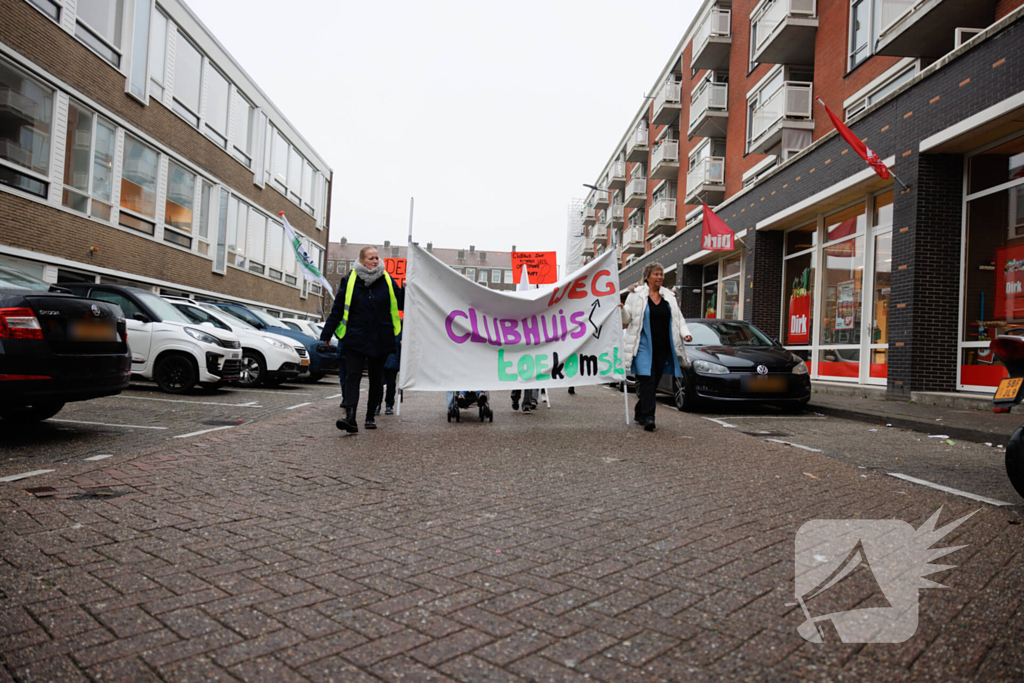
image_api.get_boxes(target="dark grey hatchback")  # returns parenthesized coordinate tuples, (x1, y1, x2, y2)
(656, 319, 811, 411)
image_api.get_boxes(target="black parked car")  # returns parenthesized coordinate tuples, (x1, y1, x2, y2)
(653, 319, 811, 411)
(0, 266, 130, 422)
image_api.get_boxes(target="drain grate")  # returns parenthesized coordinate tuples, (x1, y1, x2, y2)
(25, 486, 57, 498)
(203, 419, 245, 426)
(741, 430, 791, 437)
(68, 489, 127, 500)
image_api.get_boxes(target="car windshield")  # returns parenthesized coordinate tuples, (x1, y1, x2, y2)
(247, 308, 288, 328)
(311, 323, 324, 337)
(136, 291, 191, 323)
(0, 266, 50, 290)
(204, 306, 257, 331)
(687, 321, 774, 347)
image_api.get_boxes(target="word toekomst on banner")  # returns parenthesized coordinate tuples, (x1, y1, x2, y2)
(400, 243, 625, 392)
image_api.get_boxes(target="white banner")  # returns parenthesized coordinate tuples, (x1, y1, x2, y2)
(400, 243, 625, 392)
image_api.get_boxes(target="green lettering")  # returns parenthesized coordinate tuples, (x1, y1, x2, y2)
(517, 354, 535, 381)
(612, 347, 625, 376)
(564, 353, 578, 378)
(498, 349, 517, 381)
(536, 354, 550, 381)
(598, 352, 612, 376)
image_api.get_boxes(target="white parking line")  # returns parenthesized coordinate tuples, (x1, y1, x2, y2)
(50, 419, 168, 430)
(325, 393, 342, 400)
(116, 396, 261, 407)
(173, 425, 236, 439)
(887, 473, 1012, 507)
(719, 416, 827, 420)
(286, 402, 312, 410)
(83, 454, 113, 461)
(0, 470, 55, 483)
(223, 388, 311, 395)
(702, 416, 737, 429)
(765, 438, 823, 453)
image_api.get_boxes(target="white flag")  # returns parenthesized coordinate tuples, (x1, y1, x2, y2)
(279, 212, 334, 297)
(400, 243, 625, 392)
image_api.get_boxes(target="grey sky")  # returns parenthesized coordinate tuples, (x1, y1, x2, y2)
(188, 0, 702, 264)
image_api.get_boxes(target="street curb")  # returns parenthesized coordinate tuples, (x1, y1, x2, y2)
(809, 403, 1009, 446)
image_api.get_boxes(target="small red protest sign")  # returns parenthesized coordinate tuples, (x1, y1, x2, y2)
(384, 258, 407, 288)
(511, 252, 558, 285)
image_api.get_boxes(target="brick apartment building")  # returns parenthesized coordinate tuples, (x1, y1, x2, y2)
(580, 0, 1024, 397)
(327, 240, 519, 295)
(0, 0, 332, 319)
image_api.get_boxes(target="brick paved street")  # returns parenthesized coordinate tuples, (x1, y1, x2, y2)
(2, 385, 1023, 682)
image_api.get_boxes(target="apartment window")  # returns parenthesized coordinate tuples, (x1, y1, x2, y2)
(197, 180, 212, 253)
(271, 126, 288, 188)
(491, 269, 501, 284)
(127, 0, 150, 100)
(465, 268, 475, 280)
(119, 135, 158, 234)
(266, 219, 284, 273)
(301, 161, 315, 213)
(846, 62, 918, 119)
(28, 0, 61, 21)
(848, 0, 886, 70)
(75, 0, 124, 67)
(164, 161, 195, 247)
(226, 195, 248, 264)
(148, 8, 167, 99)
(287, 147, 301, 202)
(62, 101, 115, 221)
(204, 66, 230, 147)
(172, 32, 203, 126)
(478, 269, 488, 283)
(0, 57, 53, 198)
(326, 260, 334, 275)
(230, 91, 254, 166)
(214, 187, 228, 273)
(503, 269, 513, 284)
(248, 210, 267, 266)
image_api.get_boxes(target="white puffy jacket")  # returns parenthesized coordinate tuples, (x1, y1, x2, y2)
(621, 284, 692, 373)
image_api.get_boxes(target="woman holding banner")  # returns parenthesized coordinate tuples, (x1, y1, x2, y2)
(622, 262, 692, 432)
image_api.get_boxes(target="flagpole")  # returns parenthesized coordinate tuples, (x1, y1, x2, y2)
(398, 196, 414, 418)
(814, 98, 910, 192)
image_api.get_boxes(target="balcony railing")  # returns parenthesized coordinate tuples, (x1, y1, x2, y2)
(752, 0, 817, 55)
(624, 226, 644, 246)
(627, 126, 649, 162)
(608, 159, 626, 186)
(687, 157, 725, 196)
(583, 206, 596, 226)
(592, 225, 608, 241)
(689, 82, 729, 131)
(625, 177, 647, 204)
(651, 140, 679, 167)
(694, 7, 731, 54)
(594, 192, 609, 207)
(653, 81, 682, 124)
(878, 0, 918, 38)
(749, 82, 813, 144)
(610, 203, 624, 225)
(648, 198, 677, 227)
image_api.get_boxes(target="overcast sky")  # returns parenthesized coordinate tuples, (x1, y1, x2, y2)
(188, 0, 703, 264)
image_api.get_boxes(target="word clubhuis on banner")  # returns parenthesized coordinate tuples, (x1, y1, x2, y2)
(400, 244, 625, 392)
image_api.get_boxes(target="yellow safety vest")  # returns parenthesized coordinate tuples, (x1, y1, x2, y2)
(334, 270, 401, 340)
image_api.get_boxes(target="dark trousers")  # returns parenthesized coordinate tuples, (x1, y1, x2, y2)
(380, 368, 398, 408)
(635, 352, 668, 424)
(343, 350, 385, 417)
(336, 348, 347, 402)
(511, 389, 538, 406)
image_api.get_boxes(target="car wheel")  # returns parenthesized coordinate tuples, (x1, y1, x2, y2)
(155, 354, 198, 394)
(0, 402, 65, 422)
(238, 352, 266, 388)
(1007, 425, 1024, 500)
(672, 376, 700, 412)
(304, 372, 326, 383)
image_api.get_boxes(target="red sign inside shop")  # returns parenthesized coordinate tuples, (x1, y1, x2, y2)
(995, 244, 1024, 321)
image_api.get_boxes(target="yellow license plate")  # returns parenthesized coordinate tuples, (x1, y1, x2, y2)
(69, 319, 116, 341)
(301, 358, 310, 366)
(995, 377, 1023, 401)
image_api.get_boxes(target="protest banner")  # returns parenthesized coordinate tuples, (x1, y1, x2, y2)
(511, 251, 558, 285)
(400, 243, 624, 391)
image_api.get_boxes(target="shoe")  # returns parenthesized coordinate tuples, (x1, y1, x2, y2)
(522, 403, 532, 414)
(512, 401, 519, 411)
(374, 405, 381, 416)
(567, 387, 575, 395)
(530, 401, 538, 409)
(644, 420, 656, 432)
(385, 406, 394, 415)
(365, 415, 377, 429)
(336, 407, 358, 434)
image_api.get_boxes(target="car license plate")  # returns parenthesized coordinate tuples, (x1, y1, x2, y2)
(230, 352, 240, 359)
(301, 358, 310, 366)
(69, 319, 116, 341)
(744, 375, 788, 392)
(995, 377, 1023, 401)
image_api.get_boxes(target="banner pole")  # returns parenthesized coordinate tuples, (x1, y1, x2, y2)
(398, 196, 413, 416)
(606, 190, 630, 427)
(408, 197, 414, 243)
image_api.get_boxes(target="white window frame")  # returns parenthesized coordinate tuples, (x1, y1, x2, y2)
(702, 252, 744, 321)
(73, 0, 127, 68)
(844, 59, 919, 121)
(62, 98, 117, 222)
(0, 54, 56, 200)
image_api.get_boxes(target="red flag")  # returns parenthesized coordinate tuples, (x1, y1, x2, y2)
(701, 202, 735, 251)
(817, 98, 890, 180)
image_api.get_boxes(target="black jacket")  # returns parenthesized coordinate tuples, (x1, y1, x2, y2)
(321, 272, 404, 357)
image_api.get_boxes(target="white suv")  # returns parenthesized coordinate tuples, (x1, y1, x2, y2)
(166, 298, 308, 388)
(64, 284, 242, 394)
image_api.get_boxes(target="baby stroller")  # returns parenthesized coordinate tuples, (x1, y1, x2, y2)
(446, 391, 493, 422)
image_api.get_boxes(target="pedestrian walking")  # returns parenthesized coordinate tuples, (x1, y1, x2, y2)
(321, 246, 403, 433)
(511, 388, 538, 413)
(377, 331, 401, 416)
(621, 262, 692, 432)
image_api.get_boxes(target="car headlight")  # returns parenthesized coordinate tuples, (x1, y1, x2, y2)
(263, 336, 292, 351)
(792, 360, 809, 375)
(185, 327, 221, 346)
(692, 360, 730, 375)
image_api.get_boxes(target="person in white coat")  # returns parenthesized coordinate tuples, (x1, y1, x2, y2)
(621, 262, 692, 431)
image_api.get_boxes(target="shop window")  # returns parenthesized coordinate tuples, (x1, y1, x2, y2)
(968, 136, 1024, 195)
(784, 222, 816, 347)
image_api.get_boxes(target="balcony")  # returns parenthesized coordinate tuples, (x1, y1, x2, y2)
(685, 157, 726, 205)
(609, 203, 624, 227)
(594, 192, 609, 208)
(582, 241, 595, 257)
(598, 205, 624, 230)
(608, 159, 627, 190)
(582, 205, 596, 226)
(875, 0, 996, 59)
(652, 80, 682, 127)
(625, 177, 647, 209)
(688, 82, 729, 139)
(647, 198, 677, 237)
(750, 0, 818, 66)
(626, 127, 649, 163)
(692, 7, 732, 71)
(623, 226, 645, 255)
(748, 81, 814, 155)
(650, 140, 680, 181)
(591, 224, 608, 243)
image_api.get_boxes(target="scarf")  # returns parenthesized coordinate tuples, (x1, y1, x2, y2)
(354, 262, 384, 286)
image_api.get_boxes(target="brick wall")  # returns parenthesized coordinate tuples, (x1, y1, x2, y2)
(744, 228, 784, 338)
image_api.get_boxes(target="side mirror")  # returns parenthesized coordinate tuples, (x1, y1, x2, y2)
(133, 312, 151, 323)
(200, 322, 217, 331)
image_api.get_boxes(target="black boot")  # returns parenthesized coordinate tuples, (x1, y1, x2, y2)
(365, 410, 377, 429)
(336, 407, 359, 433)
